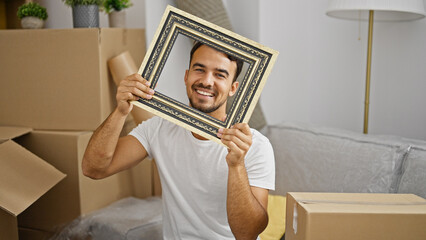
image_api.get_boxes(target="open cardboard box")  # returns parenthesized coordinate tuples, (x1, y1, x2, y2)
(1, 126, 156, 238)
(0, 126, 65, 240)
(14, 130, 153, 233)
(286, 192, 426, 240)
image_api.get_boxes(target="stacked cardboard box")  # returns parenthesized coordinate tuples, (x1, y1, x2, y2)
(0, 28, 155, 239)
(0, 28, 146, 130)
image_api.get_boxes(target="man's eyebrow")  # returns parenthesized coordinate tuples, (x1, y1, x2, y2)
(216, 68, 229, 77)
(192, 63, 205, 68)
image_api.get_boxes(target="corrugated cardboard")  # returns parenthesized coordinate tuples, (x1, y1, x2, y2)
(286, 192, 426, 240)
(14, 130, 141, 232)
(0, 28, 145, 130)
(0, 127, 65, 240)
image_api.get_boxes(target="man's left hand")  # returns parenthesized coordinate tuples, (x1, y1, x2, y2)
(217, 123, 252, 167)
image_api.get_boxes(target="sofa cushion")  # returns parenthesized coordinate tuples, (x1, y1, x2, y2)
(266, 122, 409, 196)
(397, 145, 426, 199)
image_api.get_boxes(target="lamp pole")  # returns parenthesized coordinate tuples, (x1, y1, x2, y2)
(364, 10, 374, 134)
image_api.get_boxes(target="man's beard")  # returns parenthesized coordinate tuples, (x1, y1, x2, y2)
(189, 97, 226, 113)
(188, 83, 226, 113)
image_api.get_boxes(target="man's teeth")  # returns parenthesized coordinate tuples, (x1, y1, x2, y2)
(197, 90, 213, 96)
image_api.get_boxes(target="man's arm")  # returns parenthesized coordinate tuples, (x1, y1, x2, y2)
(218, 124, 269, 239)
(82, 74, 154, 179)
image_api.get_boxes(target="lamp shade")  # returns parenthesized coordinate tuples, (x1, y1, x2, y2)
(327, 0, 426, 21)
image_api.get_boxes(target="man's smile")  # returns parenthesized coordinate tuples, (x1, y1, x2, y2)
(195, 89, 214, 97)
(192, 83, 217, 99)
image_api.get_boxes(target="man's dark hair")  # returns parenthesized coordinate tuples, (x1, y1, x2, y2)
(189, 42, 243, 83)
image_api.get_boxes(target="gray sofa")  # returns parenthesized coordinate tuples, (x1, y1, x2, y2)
(265, 122, 426, 199)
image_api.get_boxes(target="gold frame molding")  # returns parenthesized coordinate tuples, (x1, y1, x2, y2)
(134, 5, 278, 144)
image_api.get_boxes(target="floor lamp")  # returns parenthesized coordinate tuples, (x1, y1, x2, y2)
(326, 0, 425, 134)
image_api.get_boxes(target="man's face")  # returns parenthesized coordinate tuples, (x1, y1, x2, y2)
(184, 45, 239, 118)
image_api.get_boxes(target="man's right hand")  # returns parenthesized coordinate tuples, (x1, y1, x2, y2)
(116, 73, 155, 116)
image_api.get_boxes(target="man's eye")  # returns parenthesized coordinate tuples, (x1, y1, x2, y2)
(195, 68, 204, 72)
(216, 73, 225, 78)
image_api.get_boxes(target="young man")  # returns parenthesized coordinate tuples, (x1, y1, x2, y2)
(82, 42, 275, 239)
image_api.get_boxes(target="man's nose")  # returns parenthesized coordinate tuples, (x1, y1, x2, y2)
(199, 72, 214, 86)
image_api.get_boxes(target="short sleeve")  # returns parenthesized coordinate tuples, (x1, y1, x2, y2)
(245, 130, 276, 190)
(129, 116, 162, 158)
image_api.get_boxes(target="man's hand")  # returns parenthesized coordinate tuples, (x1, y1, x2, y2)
(82, 73, 152, 180)
(218, 123, 269, 239)
(116, 73, 154, 116)
(217, 123, 253, 167)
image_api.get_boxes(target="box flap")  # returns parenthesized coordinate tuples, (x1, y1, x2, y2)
(0, 141, 66, 216)
(0, 126, 32, 143)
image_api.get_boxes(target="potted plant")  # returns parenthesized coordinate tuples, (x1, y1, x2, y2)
(17, 2, 48, 29)
(63, 0, 104, 28)
(104, 0, 132, 28)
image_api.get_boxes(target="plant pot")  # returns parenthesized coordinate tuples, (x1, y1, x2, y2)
(21, 17, 44, 29)
(108, 10, 126, 28)
(72, 5, 99, 28)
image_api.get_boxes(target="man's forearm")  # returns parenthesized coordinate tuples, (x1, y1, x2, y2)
(82, 108, 127, 179)
(227, 165, 268, 239)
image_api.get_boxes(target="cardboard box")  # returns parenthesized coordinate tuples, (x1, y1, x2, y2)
(0, 28, 146, 131)
(286, 192, 426, 240)
(0, 127, 65, 240)
(18, 227, 53, 240)
(14, 130, 151, 232)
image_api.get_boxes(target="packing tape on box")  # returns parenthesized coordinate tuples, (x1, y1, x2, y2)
(293, 203, 298, 234)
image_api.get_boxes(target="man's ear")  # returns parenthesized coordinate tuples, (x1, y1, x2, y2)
(184, 69, 189, 85)
(229, 81, 239, 97)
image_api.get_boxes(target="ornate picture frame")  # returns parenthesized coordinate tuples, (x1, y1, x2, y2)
(134, 5, 278, 144)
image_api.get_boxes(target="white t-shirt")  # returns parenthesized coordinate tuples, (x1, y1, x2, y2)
(130, 116, 275, 239)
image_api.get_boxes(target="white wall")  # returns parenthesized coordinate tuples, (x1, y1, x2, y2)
(257, 0, 426, 140)
(144, 0, 193, 105)
(223, 0, 259, 41)
(144, 0, 174, 43)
